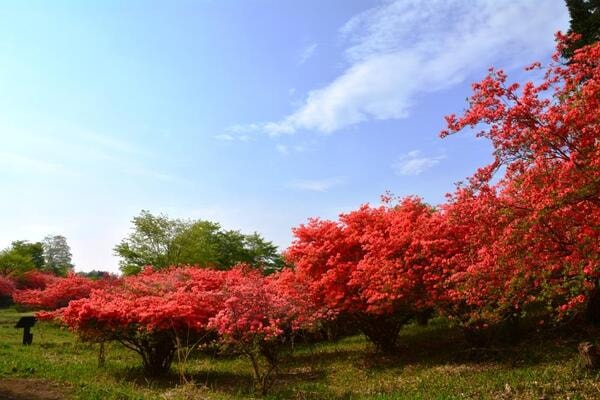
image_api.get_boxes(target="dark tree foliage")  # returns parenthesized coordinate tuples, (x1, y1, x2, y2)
(563, 0, 600, 58)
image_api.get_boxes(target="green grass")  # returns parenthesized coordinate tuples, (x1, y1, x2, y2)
(1, 307, 600, 399)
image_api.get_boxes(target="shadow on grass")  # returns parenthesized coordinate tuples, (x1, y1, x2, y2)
(110, 318, 598, 397)
(290, 318, 594, 375)
(115, 367, 182, 389)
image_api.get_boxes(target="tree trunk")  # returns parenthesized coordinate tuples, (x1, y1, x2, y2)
(356, 313, 407, 353)
(98, 342, 106, 367)
(585, 281, 600, 324)
(139, 338, 176, 376)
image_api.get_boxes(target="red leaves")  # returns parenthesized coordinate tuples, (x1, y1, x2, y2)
(56, 267, 225, 339)
(286, 197, 449, 322)
(14, 271, 57, 290)
(13, 273, 111, 310)
(0, 275, 15, 298)
(439, 36, 600, 323)
(51, 265, 318, 350)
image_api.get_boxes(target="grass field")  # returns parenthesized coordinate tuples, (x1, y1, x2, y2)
(1, 307, 600, 399)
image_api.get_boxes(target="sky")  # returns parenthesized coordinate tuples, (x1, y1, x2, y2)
(0, 0, 569, 273)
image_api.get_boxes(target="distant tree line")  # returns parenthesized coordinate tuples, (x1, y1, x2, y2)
(114, 210, 285, 275)
(0, 235, 73, 277)
(1, 212, 284, 279)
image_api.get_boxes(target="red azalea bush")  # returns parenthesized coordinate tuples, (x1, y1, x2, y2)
(210, 267, 289, 392)
(209, 266, 319, 393)
(440, 34, 600, 327)
(51, 265, 320, 381)
(14, 270, 58, 290)
(0, 275, 15, 306)
(13, 273, 112, 311)
(54, 266, 227, 375)
(286, 197, 450, 351)
(0, 275, 15, 296)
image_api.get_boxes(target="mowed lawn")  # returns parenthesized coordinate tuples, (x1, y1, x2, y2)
(1, 307, 600, 400)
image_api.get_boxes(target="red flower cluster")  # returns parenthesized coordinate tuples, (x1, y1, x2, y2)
(440, 34, 600, 324)
(0, 275, 15, 298)
(13, 273, 112, 310)
(286, 197, 453, 350)
(48, 265, 317, 376)
(210, 266, 318, 344)
(14, 270, 57, 290)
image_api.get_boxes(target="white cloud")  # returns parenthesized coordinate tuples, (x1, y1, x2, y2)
(393, 150, 445, 176)
(299, 43, 318, 64)
(287, 177, 345, 192)
(234, 0, 568, 135)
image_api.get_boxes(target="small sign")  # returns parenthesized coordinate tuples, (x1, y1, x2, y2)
(15, 316, 37, 345)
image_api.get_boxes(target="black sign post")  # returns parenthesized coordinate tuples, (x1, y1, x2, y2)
(15, 316, 37, 345)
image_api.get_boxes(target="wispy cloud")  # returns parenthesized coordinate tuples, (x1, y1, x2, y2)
(392, 150, 445, 176)
(287, 177, 345, 192)
(81, 132, 154, 158)
(275, 143, 308, 156)
(299, 43, 318, 64)
(215, 125, 255, 142)
(276, 144, 290, 155)
(232, 0, 567, 136)
(128, 167, 190, 184)
(214, 133, 235, 141)
(0, 151, 80, 177)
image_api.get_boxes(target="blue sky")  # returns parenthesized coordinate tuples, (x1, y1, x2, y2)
(0, 0, 568, 272)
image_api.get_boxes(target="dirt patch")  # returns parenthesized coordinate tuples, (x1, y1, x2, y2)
(0, 378, 72, 400)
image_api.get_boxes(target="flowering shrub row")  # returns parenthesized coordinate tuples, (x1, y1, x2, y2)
(37, 265, 317, 392)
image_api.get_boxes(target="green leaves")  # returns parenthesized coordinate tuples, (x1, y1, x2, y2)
(115, 210, 284, 275)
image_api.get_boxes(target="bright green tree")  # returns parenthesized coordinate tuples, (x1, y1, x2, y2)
(10, 240, 45, 269)
(115, 210, 284, 275)
(0, 250, 35, 276)
(0, 240, 45, 276)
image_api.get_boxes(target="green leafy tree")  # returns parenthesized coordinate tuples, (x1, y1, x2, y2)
(10, 240, 45, 269)
(114, 211, 188, 275)
(173, 220, 222, 267)
(0, 250, 35, 276)
(0, 240, 45, 276)
(115, 210, 284, 275)
(42, 235, 74, 276)
(235, 232, 285, 274)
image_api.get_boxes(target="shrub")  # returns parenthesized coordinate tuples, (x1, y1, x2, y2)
(0, 275, 15, 307)
(53, 267, 226, 376)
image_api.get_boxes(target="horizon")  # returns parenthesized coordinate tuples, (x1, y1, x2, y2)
(0, 0, 569, 273)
